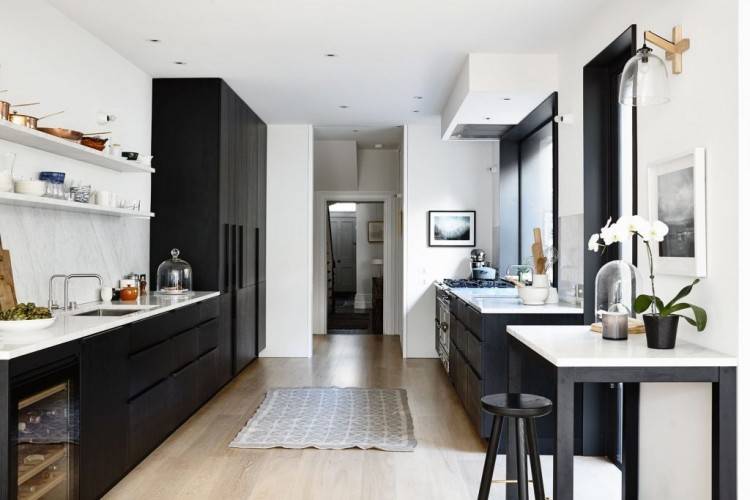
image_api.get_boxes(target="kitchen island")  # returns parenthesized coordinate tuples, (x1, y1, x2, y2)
(505, 325, 737, 500)
(0, 291, 232, 500)
(435, 282, 585, 450)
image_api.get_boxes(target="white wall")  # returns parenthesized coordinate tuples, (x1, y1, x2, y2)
(556, 1, 738, 497)
(263, 124, 313, 357)
(0, 0, 151, 305)
(404, 117, 497, 358)
(313, 140, 357, 191)
(357, 149, 400, 192)
(354, 203, 384, 308)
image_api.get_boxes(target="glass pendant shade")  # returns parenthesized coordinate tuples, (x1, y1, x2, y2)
(618, 46, 670, 106)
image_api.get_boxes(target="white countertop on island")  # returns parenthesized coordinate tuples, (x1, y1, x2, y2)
(0, 291, 220, 360)
(506, 325, 737, 367)
(448, 287, 584, 315)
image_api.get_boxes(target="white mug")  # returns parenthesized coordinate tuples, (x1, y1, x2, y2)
(100, 286, 113, 302)
(95, 190, 113, 206)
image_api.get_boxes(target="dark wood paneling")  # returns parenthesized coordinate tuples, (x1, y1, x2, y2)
(80, 327, 129, 500)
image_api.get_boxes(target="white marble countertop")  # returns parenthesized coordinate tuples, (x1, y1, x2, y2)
(506, 325, 738, 367)
(449, 287, 584, 315)
(0, 291, 220, 360)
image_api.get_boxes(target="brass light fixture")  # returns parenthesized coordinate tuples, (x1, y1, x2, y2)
(619, 25, 691, 106)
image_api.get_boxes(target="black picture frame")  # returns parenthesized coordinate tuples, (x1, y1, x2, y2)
(427, 210, 476, 247)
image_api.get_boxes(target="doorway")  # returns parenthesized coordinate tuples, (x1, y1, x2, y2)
(326, 201, 385, 335)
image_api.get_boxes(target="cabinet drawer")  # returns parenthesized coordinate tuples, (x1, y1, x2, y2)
(129, 339, 173, 398)
(450, 295, 461, 317)
(173, 327, 199, 371)
(128, 378, 172, 466)
(169, 357, 201, 425)
(464, 305, 483, 339)
(129, 304, 200, 353)
(466, 366, 484, 429)
(465, 331, 483, 376)
(452, 321, 468, 355)
(199, 296, 220, 323)
(198, 318, 219, 355)
(196, 348, 219, 405)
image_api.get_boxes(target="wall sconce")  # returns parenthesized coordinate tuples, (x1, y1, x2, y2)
(619, 25, 691, 107)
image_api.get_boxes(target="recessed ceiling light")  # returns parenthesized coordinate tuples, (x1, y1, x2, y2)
(174, 61, 187, 65)
(374, 144, 383, 149)
(503, 97, 511, 101)
(147, 39, 161, 43)
(412, 110, 420, 113)
(325, 53, 337, 58)
(339, 105, 349, 109)
(485, 117, 491, 121)
(353, 129, 359, 132)
(413, 96, 423, 100)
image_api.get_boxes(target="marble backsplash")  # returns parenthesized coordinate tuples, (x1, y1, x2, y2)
(558, 213, 584, 305)
(0, 205, 149, 307)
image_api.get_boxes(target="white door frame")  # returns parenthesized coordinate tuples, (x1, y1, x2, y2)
(313, 191, 396, 335)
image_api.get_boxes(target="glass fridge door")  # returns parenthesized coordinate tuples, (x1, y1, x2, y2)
(13, 363, 78, 500)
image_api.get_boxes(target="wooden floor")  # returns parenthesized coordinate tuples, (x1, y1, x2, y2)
(104, 335, 620, 500)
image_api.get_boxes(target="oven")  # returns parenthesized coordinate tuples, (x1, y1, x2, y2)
(436, 290, 451, 373)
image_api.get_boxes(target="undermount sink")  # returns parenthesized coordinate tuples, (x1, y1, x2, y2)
(73, 307, 151, 317)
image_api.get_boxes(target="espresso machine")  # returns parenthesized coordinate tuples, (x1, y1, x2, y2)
(470, 249, 497, 280)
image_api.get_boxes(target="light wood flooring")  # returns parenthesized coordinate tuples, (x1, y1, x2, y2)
(104, 335, 620, 500)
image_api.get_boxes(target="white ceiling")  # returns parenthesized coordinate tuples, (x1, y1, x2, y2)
(315, 126, 402, 149)
(47, 0, 606, 126)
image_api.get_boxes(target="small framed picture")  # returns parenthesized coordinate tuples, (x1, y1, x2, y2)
(368, 221, 384, 243)
(428, 211, 476, 247)
(647, 148, 706, 277)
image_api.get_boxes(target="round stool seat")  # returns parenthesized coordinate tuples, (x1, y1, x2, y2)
(480, 393, 553, 418)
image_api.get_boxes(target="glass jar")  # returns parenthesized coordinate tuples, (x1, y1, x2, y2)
(594, 260, 641, 317)
(155, 248, 193, 294)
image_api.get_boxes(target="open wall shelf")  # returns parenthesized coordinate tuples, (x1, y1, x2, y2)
(0, 192, 154, 218)
(0, 120, 154, 174)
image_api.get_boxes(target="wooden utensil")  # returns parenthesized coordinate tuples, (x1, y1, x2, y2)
(0, 234, 17, 311)
(531, 227, 545, 274)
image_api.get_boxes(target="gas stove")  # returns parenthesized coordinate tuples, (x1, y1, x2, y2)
(442, 279, 511, 289)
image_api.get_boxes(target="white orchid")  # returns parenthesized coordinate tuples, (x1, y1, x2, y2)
(588, 233, 601, 252)
(600, 220, 630, 245)
(617, 215, 651, 236)
(642, 220, 669, 242)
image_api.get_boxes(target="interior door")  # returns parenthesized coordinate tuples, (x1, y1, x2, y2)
(330, 216, 356, 293)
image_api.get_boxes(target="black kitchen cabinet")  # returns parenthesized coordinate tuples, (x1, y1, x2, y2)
(80, 327, 129, 500)
(151, 78, 267, 368)
(440, 290, 587, 454)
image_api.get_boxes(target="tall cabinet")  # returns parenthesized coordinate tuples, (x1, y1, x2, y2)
(150, 78, 266, 377)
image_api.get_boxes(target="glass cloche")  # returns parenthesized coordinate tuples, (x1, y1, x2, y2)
(594, 260, 641, 317)
(155, 248, 193, 295)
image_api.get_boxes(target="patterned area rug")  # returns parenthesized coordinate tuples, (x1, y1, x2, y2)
(229, 387, 417, 452)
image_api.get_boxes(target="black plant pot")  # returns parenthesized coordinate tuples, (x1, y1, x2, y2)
(643, 314, 679, 349)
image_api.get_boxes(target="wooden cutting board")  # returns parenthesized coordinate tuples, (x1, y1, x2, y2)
(0, 235, 17, 311)
(590, 319, 646, 334)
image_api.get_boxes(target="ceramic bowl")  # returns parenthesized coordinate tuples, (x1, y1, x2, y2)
(518, 286, 549, 305)
(0, 316, 56, 332)
(14, 180, 46, 197)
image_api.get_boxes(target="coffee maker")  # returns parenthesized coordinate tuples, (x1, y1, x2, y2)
(470, 249, 497, 280)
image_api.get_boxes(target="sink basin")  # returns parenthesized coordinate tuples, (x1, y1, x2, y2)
(74, 308, 146, 317)
(74, 309, 138, 317)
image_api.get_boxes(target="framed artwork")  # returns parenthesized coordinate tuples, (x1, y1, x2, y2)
(428, 210, 476, 247)
(368, 221, 384, 243)
(647, 148, 706, 277)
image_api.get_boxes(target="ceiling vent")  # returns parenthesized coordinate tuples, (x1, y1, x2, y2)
(450, 123, 513, 140)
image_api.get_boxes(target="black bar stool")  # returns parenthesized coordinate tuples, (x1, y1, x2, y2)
(477, 393, 553, 500)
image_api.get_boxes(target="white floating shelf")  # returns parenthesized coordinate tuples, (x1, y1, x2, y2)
(0, 192, 154, 218)
(0, 120, 154, 174)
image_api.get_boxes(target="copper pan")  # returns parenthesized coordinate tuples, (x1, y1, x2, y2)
(8, 110, 64, 129)
(0, 101, 38, 122)
(37, 128, 110, 141)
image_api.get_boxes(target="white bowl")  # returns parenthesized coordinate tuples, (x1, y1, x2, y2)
(0, 316, 56, 332)
(518, 286, 549, 305)
(14, 180, 46, 197)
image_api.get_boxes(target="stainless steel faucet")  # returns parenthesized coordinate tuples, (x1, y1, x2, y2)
(48, 274, 67, 311)
(62, 273, 103, 311)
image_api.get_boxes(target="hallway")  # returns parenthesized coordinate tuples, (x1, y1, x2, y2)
(104, 335, 618, 500)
